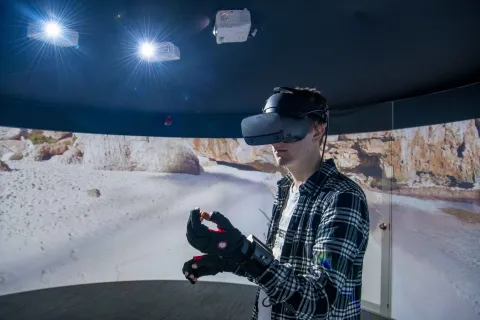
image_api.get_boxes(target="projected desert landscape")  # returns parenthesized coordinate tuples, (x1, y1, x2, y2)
(1, 118, 479, 320)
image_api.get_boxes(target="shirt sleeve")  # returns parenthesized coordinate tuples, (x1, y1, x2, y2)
(255, 191, 368, 320)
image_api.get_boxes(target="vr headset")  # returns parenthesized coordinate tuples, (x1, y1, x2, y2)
(241, 87, 329, 146)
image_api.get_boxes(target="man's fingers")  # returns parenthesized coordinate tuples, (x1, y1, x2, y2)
(190, 208, 202, 227)
(182, 259, 201, 278)
(200, 211, 211, 223)
(191, 208, 211, 224)
(182, 260, 198, 276)
(183, 263, 197, 284)
(209, 211, 234, 230)
(188, 209, 209, 235)
(185, 270, 197, 283)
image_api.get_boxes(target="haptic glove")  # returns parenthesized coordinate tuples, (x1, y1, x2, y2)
(182, 254, 239, 284)
(186, 208, 246, 261)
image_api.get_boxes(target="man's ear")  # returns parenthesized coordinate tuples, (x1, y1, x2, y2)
(312, 123, 325, 142)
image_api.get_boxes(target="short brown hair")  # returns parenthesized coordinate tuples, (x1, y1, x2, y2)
(294, 87, 328, 125)
(293, 87, 328, 147)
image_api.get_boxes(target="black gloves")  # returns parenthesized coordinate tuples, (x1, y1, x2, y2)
(186, 209, 246, 262)
(182, 254, 239, 284)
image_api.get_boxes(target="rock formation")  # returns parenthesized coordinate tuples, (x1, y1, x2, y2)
(0, 128, 28, 140)
(50, 148, 83, 165)
(0, 140, 28, 161)
(77, 134, 201, 175)
(1, 118, 478, 201)
(0, 160, 11, 172)
(184, 138, 287, 174)
(0, 128, 75, 161)
(185, 119, 480, 201)
(328, 120, 479, 201)
(87, 188, 101, 198)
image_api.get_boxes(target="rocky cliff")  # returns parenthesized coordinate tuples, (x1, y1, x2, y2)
(0, 129, 201, 175)
(184, 119, 480, 201)
(183, 138, 287, 174)
(329, 120, 479, 201)
(1, 118, 478, 201)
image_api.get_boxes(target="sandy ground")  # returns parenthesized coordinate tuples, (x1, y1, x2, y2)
(390, 195, 480, 320)
(0, 161, 277, 294)
(364, 188, 480, 319)
(1, 161, 479, 320)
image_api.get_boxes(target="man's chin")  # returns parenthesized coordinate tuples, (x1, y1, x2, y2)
(275, 158, 291, 167)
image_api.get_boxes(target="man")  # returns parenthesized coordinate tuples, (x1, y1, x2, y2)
(184, 87, 370, 320)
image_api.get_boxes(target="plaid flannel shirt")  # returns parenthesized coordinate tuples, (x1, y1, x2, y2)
(234, 158, 370, 320)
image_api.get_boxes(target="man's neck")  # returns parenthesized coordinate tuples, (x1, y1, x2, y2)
(287, 155, 323, 192)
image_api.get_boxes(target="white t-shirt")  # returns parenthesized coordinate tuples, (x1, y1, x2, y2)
(258, 184, 300, 320)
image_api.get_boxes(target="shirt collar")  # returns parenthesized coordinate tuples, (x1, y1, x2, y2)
(277, 158, 338, 195)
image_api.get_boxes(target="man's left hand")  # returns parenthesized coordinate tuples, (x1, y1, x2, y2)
(186, 208, 246, 260)
(182, 254, 240, 284)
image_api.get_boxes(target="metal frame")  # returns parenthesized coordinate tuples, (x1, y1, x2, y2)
(379, 165, 393, 318)
(361, 102, 394, 319)
(380, 101, 394, 317)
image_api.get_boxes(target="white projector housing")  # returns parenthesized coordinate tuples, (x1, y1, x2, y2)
(213, 9, 251, 44)
(140, 41, 180, 62)
(156, 42, 181, 61)
(27, 21, 79, 47)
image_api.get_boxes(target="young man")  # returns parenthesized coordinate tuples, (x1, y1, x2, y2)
(184, 87, 370, 320)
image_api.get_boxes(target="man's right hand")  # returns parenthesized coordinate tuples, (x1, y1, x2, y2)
(182, 254, 238, 284)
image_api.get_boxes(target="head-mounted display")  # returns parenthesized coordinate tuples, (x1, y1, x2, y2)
(241, 87, 328, 146)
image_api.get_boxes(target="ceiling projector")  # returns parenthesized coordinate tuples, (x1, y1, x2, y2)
(213, 9, 252, 44)
(152, 42, 181, 61)
(27, 21, 79, 47)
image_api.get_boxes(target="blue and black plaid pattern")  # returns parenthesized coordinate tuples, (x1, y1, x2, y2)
(236, 158, 370, 320)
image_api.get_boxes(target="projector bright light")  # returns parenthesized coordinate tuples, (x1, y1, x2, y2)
(27, 21, 79, 47)
(139, 42, 156, 59)
(45, 22, 61, 37)
(137, 41, 180, 62)
(214, 9, 251, 44)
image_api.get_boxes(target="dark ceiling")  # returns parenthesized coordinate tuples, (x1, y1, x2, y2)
(0, 0, 479, 135)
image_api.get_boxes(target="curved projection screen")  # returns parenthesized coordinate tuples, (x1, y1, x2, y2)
(1, 118, 479, 320)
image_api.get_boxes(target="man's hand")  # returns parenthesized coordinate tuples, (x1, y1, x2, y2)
(182, 254, 238, 284)
(186, 208, 246, 260)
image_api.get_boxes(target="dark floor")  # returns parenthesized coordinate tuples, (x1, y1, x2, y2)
(0, 281, 388, 320)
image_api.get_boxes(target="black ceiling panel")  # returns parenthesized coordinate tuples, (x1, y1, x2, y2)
(0, 0, 479, 134)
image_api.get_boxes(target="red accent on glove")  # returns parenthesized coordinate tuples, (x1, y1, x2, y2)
(208, 224, 227, 233)
(209, 228, 227, 233)
(193, 256, 203, 261)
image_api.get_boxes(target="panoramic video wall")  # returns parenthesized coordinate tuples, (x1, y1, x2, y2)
(0, 118, 479, 320)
